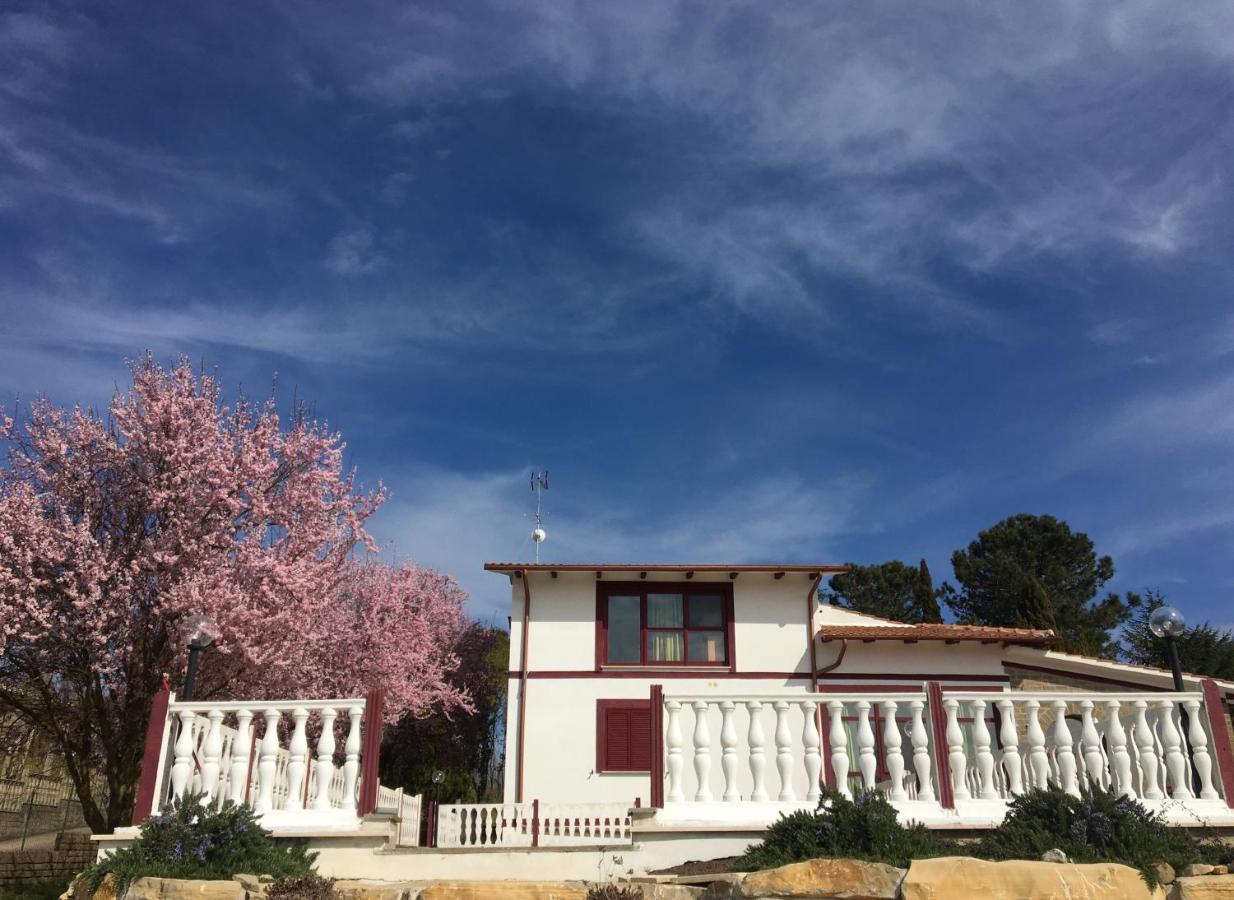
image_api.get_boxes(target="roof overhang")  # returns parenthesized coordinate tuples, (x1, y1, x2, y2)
(818, 624, 1057, 648)
(484, 562, 848, 578)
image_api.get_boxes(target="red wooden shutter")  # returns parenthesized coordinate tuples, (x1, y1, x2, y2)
(598, 700, 651, 772)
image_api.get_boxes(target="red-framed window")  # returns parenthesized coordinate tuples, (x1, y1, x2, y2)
(596, 582, 735, 668)
(597, 700, 652, 772)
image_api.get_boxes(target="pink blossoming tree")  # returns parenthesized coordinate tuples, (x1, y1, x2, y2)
(0, 358, 469, 831)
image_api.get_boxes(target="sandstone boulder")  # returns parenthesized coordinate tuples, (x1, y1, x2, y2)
(1182, 866, 1218, 878)
(725, 859, 905, 900)
(638, 885, 704, 900)
(900, 857, 1166, 900)
(333, 880, 424, 899)
(123, 877, 245, 899)
(419, 882, 587, 900)
(1171, 875, 1234, 899)
(1155, 863, 1177, 886)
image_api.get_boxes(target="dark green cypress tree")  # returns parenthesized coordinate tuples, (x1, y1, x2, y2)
(914, 559, 943, 624)
(1016, 574, 1059, 633)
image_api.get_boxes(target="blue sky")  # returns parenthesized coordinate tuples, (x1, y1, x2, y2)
(2, 2, 1234, 628)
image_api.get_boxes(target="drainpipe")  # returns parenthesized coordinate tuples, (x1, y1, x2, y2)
(806, 572, 823, 693)
(515, 569, 532, 803)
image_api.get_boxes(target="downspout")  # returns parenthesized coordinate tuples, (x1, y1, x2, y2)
(806, 572, 823, 693)
(515, 569, 532, 803)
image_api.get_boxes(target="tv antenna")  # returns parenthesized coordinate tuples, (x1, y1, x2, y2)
(530, 470, 549, 562)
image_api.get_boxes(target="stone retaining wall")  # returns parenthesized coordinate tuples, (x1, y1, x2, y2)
(0, 798, 89, 841)
(0, 832, 95, 888)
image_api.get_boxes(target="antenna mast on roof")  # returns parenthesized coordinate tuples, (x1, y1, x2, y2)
(530, 470, 549, 562)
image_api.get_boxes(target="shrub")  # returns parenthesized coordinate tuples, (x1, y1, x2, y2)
(586, 886, 643, 900)
(0, 882, 68, 900)
(734, 787, 955, 871)
(267, 873, 338, 899)
(976, 785, 1211, 888)
(82, 794, 317, 891)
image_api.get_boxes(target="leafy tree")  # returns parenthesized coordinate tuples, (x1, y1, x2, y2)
(380, 624, 510, 804)
(1121, 591, 1234, 680)
(823, 560, 942, 624)
(0, 358, 470, 831)
(1014, 574, 1058, 633)
(946, 514, 1131, 656)
(914, 559, 943, 624)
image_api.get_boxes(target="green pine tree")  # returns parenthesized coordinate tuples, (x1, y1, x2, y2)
(1016, 574, 1059, 634)
(914, 559, 943, 624)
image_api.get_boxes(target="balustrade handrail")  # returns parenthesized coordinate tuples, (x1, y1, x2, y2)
(942, 690, 1204, 702)
(663, 691, 928, 703)
(167, 698, 365, 713)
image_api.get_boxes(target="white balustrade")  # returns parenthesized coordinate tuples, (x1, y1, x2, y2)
(856, 701, 877, 791)
(157, 697, 369, 825)
(1052, 700, 1079, 797)
(883, 700, 906, 801)
(436, 802, 630, 849)
(800, 700, 822, 803)
(665, 701, 684, 802)
(1184, 698, 1219, 799)
(747, 700, 768, 801)
(692, 701, 713, 802)
(995, 699, 1023, 796)
(828, 700, 850, 800)
(774, 701, 795, 802)
(909, 699, 934, 802)
(970, 699, 997, 799)
(720, 701, 740, 802)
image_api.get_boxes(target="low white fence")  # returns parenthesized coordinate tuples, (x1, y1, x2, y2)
(436, 801, 632, 848)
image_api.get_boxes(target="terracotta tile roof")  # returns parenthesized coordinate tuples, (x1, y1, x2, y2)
(819, 623, 1057, 647)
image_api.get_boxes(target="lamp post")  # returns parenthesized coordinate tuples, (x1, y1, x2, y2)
(177, 613, 219, 702)
(1148, 605, 1187, 692)
(428, 770, 445, 847)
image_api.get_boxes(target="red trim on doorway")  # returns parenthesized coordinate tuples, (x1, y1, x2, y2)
(133, 685, 173, 824)
(649, 684, 664, 808)
(926, 681, 954, 810)
(357, 689, 384, 816)
(1201, 679, 1234, 808)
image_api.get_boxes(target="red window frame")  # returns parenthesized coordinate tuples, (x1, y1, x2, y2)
(596, 699, 652, 773)
(595, 582, 735, 669)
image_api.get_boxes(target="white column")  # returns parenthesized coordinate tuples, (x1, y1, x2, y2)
(255, 708, 281, 813)
(311, 707, 339, 810)
(747, 700, 767, 801)
(1079, 701, 1105, 789)
(943, 698, 970, 801)
(1158, 700, 1191, 799)
(970, 699, 997, 799)
(692, 701, 713, 802)
(169, 709, 197, 802)
(996, 699, 1023, 796)
(228, 710, 254, 804)
(909, 699, 934, 802)
(1184, 699, 1218, 799)
(1104, 701, 1133, 798)
(1053, 700, 1079, 796)
(775, 701, 795, 802)
(284, 707, 309, 810)
(882, 700, 905, 801)
(666, 701, 684, 802)
(1133, 700, 1163, 800)
(801, 701, 822, 803)
(856, 701, 876, 791)
(720, 701, 740, 802)
(200, 709, 225, 803)
(342, 704, 363, 813)
(1026, 700, 1049, 790)
(828, 700, 851, 800)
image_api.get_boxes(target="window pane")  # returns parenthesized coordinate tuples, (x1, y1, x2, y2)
(688, 594, 723, 627)
(607, 595, 641, 663)
(688, 630, 726, 663)
(647, 593, 683, 628)
(647, 631, 684, 662)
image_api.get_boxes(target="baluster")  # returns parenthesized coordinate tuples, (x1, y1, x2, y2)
(801, 701, 822, 803)
(1025, 701, 1049, 789)
(255, 709, 281, 813)
(882, 700, 905, 801)
(746, 701, 767, 801)
(995, 699, 1023, 796)
(1157, 700, 1190, 799)
(1103, 700, 1133, 798)
(199, 709, 225, 803)
(774, 701, 795, 802)
(169, 709, 197, 802)
(229, 710, 254, 804)
(1184, 699, 1218, 799)
(855, 701, 876, 790)
(720, 701, 739, 802)
(284, 707, 309, 810)
(827, 700, 850, 800)
(692, 701, 713, 801)
(909, 699, 934, 802)
(1078, 701, 1104, 789)
(666, 701, 684, 802)
(1132, 700, 1162, 800)
(943, 698, 970, 801)
(970, 699, 997, 799)
(1052, 700, 1079, 796)
(311, 707, 339, 810)
(342, 704, 363, 812)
